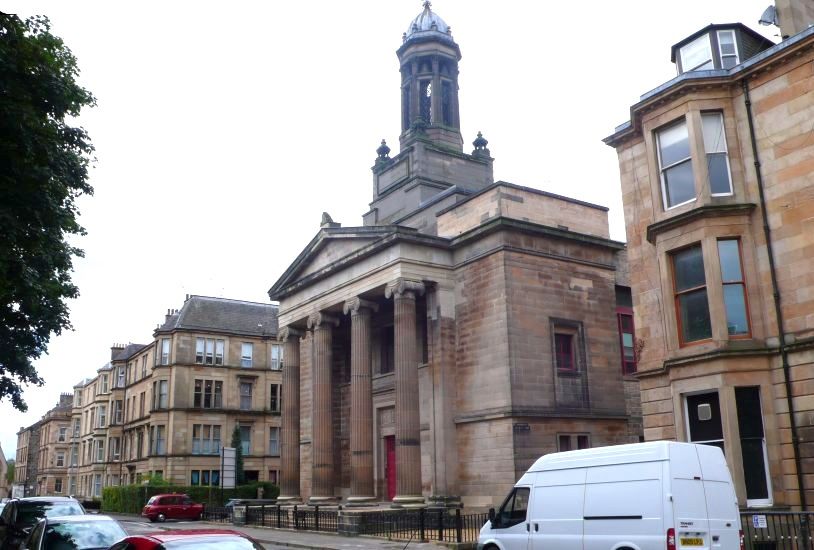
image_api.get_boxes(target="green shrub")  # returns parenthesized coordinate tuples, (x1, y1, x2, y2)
(101, 482, 280, 514)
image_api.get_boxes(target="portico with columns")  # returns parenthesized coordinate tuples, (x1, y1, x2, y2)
(269, 2, 641, 509)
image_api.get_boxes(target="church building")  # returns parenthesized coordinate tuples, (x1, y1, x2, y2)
(269, 2, 641, 509)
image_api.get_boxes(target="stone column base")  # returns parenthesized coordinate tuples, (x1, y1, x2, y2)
(391, 495, 426, 508)
(345, 496, 378, 507)
(427, 495, 462, 508)
(308, 496, 341, 506)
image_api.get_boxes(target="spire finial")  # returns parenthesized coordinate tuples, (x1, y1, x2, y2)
(423, 1, 432, 11)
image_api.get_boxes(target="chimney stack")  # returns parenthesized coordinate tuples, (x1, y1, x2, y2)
(110, 343, 125, 360)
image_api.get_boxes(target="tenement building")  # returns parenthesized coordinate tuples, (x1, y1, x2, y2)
(604, 1, 814, 508)
(18, 295, 281, 500)
(269, 2, 642, 509)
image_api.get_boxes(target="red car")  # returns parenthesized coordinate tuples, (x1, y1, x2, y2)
(141, 494, 204, 522)
(109, 529, 264, 550)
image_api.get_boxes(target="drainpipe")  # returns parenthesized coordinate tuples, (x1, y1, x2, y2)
(742, 78, 807, 510)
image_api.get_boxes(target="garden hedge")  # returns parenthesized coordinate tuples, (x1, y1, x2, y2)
(101, 482, 279, 514)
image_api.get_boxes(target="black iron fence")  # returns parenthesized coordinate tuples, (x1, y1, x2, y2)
(226, 504, 488, 544)
(741, 512, 814, 550)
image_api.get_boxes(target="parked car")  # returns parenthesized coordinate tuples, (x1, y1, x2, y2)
(109, 529, 264, 550)
(20, 514, 127, 550)
(479, 441, 742, 550)
(0, 497, 85, 550)
(141, 494, 204, 522)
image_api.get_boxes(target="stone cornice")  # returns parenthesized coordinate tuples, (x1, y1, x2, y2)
(454, 406, 629, 424)
(645, 203, 757, 244)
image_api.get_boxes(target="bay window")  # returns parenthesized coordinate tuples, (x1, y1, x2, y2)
(702, 112, 732, 195)
(657, 118, 695, 209)
(718, 239, 750, 336)
(672, 244, 712, 344)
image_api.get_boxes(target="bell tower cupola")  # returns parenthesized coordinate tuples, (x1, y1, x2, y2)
(397, 1, 462, 151)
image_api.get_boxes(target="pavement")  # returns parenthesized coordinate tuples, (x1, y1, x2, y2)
(108, 513, 449, 550)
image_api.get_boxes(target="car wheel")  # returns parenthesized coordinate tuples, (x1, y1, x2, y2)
(157, 513, 166, 522)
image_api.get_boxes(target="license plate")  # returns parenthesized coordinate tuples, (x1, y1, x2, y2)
(681, 538, 704, 546)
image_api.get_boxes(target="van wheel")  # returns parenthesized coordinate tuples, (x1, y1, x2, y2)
(483, 545, 499, 550)
(157, 513, 166, 522)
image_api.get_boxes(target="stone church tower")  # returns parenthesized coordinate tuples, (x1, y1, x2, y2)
(269, 2, 641, 509)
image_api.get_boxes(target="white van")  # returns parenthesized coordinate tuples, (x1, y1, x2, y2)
(478, 441, 743, 550)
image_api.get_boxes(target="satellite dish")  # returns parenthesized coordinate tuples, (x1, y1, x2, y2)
(759, 5, 778, 26)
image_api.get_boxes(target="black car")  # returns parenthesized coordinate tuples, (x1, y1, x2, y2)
(0, 497, 85, 550)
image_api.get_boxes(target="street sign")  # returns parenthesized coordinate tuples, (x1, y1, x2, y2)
(11, 484, 24, 499)
(752, 515, 767, 529)
(221, 447, 236, 489)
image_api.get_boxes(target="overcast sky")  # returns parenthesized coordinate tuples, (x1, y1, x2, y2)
(3, 1, 778, 460)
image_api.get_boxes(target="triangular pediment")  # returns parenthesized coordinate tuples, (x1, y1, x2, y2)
(268, 226, 399, 299)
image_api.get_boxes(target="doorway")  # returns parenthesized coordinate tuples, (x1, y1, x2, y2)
(384, 435, 396, 500)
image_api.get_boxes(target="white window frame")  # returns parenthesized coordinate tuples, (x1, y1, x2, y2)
(58, 427, 67, 442)
(101, 374, 108, 393)
(680, 33, 713, 72)
(656, 118, 696, 210)
(160, 338, 171, 365)
(241, 343, 253, 368)
(117, 366, 125, 388)
(702, 112, 734, 197)
(270, 344, 282, 371)
(269, 426, 280, 456)
(717, 30, 740, 68)
(96, 439, 105, 463)
(56, 451, 65, 467)
(98, 405, 107, 428)
(54, 478, 63, 493)
(270, 383, 281, 413)
(240, 381, 253, 411)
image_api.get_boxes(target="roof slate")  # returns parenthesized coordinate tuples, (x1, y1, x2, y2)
(157, 295, 278, 337)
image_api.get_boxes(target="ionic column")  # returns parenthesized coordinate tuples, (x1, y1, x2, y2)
(307, 311, 339, 503)
(278, 326, 302, 502)
(385, 278, 425, 506)
(343, 297, 378, 505)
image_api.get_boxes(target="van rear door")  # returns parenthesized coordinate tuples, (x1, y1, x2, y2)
(696, 444, 741, 550)
(529, 468, 585, 550)
(670, 444, 711, 550)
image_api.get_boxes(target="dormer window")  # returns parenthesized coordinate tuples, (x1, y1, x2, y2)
(717, 30, 739, 68)
(680, 34, 713, 71)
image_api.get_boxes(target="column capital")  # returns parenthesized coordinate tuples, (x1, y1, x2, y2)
(278, 326, 303, 342)
(307, 311, 340, 330)
(343, 297, 379, 316)
(385, 278, 425, 300)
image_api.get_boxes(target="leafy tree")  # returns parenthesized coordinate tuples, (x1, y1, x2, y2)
(142, 472, 169, 486)
(6, 460, 14, 483)
(231, 426, 245, 485)
(0, 13, 95, 411)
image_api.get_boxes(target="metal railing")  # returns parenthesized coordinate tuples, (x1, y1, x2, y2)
(741, 512, 814, 550)
(202, 506, 232, 523)
(232, 504, 488, 544)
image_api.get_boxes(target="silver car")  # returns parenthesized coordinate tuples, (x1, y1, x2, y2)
(21, 514, 127, 550)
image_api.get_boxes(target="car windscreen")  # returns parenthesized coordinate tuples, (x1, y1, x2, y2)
(43, 520, 127, 550)
(15, 501, 84, 527)
(160, 536, 263, 550)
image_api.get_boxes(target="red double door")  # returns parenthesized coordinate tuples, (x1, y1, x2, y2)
(384, 435, 396, 500)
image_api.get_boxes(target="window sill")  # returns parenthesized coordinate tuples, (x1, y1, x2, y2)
(646, 203, 756, 244)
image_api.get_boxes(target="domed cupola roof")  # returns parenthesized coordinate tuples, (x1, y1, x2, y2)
(403, 1, 455, 45)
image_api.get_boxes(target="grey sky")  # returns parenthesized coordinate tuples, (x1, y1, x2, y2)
(2, 0, 777, 459)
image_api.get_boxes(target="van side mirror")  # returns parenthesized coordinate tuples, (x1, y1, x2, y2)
(488, 507, 496, 524)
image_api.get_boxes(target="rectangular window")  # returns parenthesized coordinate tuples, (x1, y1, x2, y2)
(96, 439, 104, 462)
(735, 387, 771, 506)
(70, 446, 78, 467)
(717, 30, 739, 68)
(196, 338, 224, 365)
(101, 374, 108, 393)
(141, 355, 147, 378)
(155, 380, 168, 409)
(672, 244, 712, 344)
(192, 424, 221, 455)
(617, 310, 637, 374)
(74, 391, 82, 407)
(680, 33, 713, 71)
(196, 338, 205, 363)
(114, 400, 123, 424)
(55, 478, 63, 493)
(657, 119, 695, 209)
(191, 470, 200, 486)
(215, 339, 224, 365)
(117, 366, 125, 388)
(205, 338, 214, 364)
(558, 434, 591, 452)
(58, 427, 67, 442)
(194, 379, 223, 408)
(270, 384, 281, 413)
(269, 427, 280, 456)
(702, 112, 733, 195)
(139, 392, 146, 417)
(56, 452, 65, 467)
(718, 239, 750, 337)
(73, 418, 80, 438)
(152, 426, 166, 455)
(268, 470, 279, 484)
(241, 343, 253, 368)
(94, 474, 102, 497)
(239, 425, 251, 455)
(554, 333, 575, 372)
(270, 344, 282, 370)
(380, 326, 395, 374)
(686, 391, 724, 453)
(98, 405, 107, 428)
(240, 382, 253, 411)
(110, 437, 121, 460)
(161, 338, 170, 365)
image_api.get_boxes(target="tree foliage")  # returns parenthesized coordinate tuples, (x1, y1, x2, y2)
(0, 13, 95, 411)
(231, 426, 245, 485)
